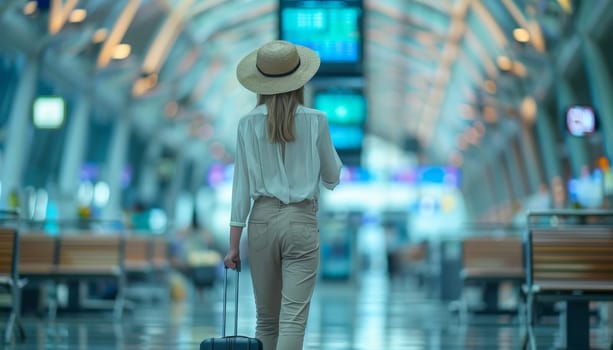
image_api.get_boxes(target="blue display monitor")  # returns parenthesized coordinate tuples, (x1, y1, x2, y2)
(328, 124, 364, 150)
(279, 0, 364, 76)
(314, 89, 366, 125)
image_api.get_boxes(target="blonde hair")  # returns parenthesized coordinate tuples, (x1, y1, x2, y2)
(258, 87, 304, 144)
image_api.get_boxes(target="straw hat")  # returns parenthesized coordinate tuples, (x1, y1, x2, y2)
(236, 40, 320, 95)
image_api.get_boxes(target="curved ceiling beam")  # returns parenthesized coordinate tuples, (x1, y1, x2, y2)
(49, 0, 80, 34)
(0, 10, 126, 113)
(366, 1, 449, 39)
(464, 29, 499, 77)
(367, 30, 439, 65)
(141, 0, 194, 75)
(193, 2, 275, 45)
(417, 0, 471, 146)
(188, 0, 230, 20)
(411, 0, 453, 15)
(501, 0, 545, 52)
(471, 1, 508, 49)
(97, 0, 141, 68)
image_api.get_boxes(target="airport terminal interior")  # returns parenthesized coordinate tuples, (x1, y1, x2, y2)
(2, 0, 613, 349)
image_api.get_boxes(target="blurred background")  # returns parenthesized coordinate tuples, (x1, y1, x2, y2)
(1, 0, 613, 348)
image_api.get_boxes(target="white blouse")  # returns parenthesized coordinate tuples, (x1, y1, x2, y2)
(230, 104, 343, 227)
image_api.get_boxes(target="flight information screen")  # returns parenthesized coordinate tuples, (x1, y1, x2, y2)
(314, 90, 366, 124)
(314, 88, 366, 150)
(280, 0, 363, 75)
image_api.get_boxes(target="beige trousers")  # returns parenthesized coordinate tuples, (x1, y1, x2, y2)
(248, 197, 320, 350)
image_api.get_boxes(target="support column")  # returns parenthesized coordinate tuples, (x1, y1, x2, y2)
(137, 138, 163, 205)
(492, 162, 511, 219)
(189, 156, 209, 193)
(461, 157, 479, 219)
(535, 109, 562, 189)
(0, 57, 38, 206)
(556, 78, 590, 176)
(483, 166, 500, 220)
(102, 113, 132, 220)
(518, 122, 543, 194)
(581, 36, 613, 159)
(502, 138, 525, 202)
(164, 145, 188, 228)
(480, 143, 510, 221)
(58, 94, 91, 217)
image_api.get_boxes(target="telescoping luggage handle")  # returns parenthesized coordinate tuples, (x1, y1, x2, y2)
(222, 262, 241, 337)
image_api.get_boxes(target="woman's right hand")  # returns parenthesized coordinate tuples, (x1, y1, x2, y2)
(224, 248, 241, 271)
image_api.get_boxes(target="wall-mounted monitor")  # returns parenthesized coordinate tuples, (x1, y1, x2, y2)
(279, 0, 364, 76)
(566, 105, 598, 137)
(313, 89, 366, 125)
(33, 96, 66, 129)
(328, 124, 364, 150)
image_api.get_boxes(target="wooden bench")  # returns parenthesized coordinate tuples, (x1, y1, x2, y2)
(16, 233, 127, 320)
(53, 234, 126, 319)
(151, 237, 170, 271)
(0, 228, 14, 276)
(460, 236, 524, 317)
(18, 233, 56, 276)
(55, 234, 123, 276)
(17, 233, 57, 317)
(524, 227, 613, 350)
(0, 227, 25, 343)
(124, 236, 151, 274)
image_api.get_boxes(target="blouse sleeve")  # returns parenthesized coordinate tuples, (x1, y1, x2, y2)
(230, 123, 250, 227)
(317, 115, 343, 190)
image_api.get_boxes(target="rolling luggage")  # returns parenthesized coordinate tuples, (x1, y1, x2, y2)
(200, 263, 262, 350)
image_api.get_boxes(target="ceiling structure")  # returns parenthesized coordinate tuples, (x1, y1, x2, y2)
(0, 0, 574, 168)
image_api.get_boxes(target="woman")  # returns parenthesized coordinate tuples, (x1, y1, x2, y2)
(223, 40, 342, 350)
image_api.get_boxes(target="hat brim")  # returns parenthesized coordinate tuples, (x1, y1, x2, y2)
(236, 45, 320, 95)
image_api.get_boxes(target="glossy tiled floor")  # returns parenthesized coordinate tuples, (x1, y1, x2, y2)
(3, 269, 613, 350)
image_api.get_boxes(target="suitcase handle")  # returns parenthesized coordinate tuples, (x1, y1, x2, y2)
(222, 262, 241, 337)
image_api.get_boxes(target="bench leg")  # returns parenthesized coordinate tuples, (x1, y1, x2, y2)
(566, 301, 590, 350)
(525, 292, 537, 350)
(16, 319, 25, 342)
(4, 280, 26, 344)
(113, 274, 127, 320)
(46, 281, 58, 320)
(3, 312, 15, 344)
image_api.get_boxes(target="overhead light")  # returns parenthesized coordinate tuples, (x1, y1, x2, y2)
(484, 80, 497, 94)
(512, 61, 527, 77)
(496, 56, 513, 71)
(132, 73, 158, 97)
(96, 0, 141, 68)
(112, 43, 132, 60)
(69, 9, 87, 23)
(557, 0, 572, 13)
(48, 0, 79, 34)
(23, 1, 37, 16)
(513, 28, 530, 43)
(483, 106, 498, 123)
(92, 28, 108, 44)
(520, 97, 537, 124)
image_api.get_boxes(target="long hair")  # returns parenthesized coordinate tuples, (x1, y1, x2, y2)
(257, 86, 304, 144)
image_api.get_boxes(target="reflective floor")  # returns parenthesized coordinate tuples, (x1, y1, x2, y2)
(3, 270, 613, 350)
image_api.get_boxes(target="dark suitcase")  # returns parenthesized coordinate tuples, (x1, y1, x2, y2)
(200, 263, 262, 350)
